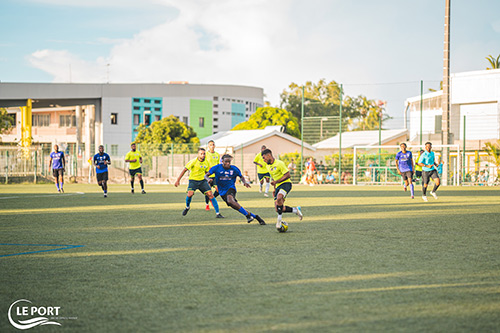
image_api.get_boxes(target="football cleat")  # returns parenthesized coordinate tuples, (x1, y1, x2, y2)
(430, 191, 438, 199)
(182, 207, 190, 216)
(246, 215, 254, 223)
(205, 204, 210, 211)
(296, 206, 303, 221)
(255, 215, 266, 225)
(60, 188, 64, 193)
(131, 189, 134, 194)
(216, 213, 225, 219)
(104, 193, 107, 198)
(141, 190, 146, 194)
(422, 195, 428, 202)
(264, 193, 269, 197)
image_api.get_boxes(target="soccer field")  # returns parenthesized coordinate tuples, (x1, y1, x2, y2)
(1, 184, 499, 332)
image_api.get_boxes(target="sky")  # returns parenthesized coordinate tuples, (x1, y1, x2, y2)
(1, 0, 499, 129)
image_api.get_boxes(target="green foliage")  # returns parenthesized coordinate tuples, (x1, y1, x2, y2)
(483, 140, 500, 172)
(486, 54, 500, 70)
(232, 107, 300, 138)
(280, 79, 390, 132)
(0, 108, 14, 134)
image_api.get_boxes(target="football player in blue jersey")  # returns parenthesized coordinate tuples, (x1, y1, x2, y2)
(49, 144, 66, 193)
(93, 145, 111, 197)
(395, 143, 415, 198)
(205, 154, 266, 225)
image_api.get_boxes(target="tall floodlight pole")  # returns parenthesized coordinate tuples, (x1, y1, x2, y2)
(338, 84, 343, 184)
(300, 86, 304, 177)
(442, 0, 451, 185)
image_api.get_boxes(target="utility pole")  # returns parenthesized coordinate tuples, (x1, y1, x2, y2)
(441, 0, 451, 185)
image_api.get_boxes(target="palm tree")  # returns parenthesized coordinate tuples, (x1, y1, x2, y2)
(483, 140, 500, 178)
(486, 54, 500, 70)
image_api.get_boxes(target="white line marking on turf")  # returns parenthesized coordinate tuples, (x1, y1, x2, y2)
(0, 192, 85, 200)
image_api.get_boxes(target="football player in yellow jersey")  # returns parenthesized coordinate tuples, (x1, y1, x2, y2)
(175, 148, 223, 218)
(261, 148, 303, 229)
(204, 140, 220, 210)
(125, 143, 146, 194)
(253, 145, 271, 197)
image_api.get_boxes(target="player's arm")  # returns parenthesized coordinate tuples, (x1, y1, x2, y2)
(106, 156, 111, 165)
(49, 156, 53, 169)
(175, 168, 188, 187)
(240, 175, 251, 188)
(395, 159, 401, 174)
(271, 172, 290, 187)
(253, 161, 263, 168)
(204, 171, 213, 182)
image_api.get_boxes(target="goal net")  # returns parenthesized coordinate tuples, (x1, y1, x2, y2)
(352, 144, 461, 186)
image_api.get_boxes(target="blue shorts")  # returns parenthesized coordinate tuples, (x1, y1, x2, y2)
(187, 179, 211, 194)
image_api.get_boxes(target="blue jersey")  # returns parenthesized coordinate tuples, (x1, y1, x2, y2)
(50, 151, 65, 169)
(208, 164, 242, 196)
(418, 151, 436, 171)
(93, 153, 111, 174)
(395, 151, 413, 172)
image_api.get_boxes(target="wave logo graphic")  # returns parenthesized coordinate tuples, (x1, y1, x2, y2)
(8, 299, 62, 330)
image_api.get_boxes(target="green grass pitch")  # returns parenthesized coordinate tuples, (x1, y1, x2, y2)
(1, 184, 499, 332)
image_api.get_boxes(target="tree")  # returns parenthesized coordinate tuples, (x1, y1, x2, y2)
(279, 79, 387, 132)
(486, 54, 500, 70)
(483, 140, 500, 176)
(134, 115, 200, 155)
(232, 107, 300, 138)
(0, 108, 14, 134)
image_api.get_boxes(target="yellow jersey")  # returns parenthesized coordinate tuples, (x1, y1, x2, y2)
(205, 151, 220, 178)
(185, 157, 210, 181)
(266, 159, 291, 187)
(125, 150, 142, 170)
(254, 153, 268, 174)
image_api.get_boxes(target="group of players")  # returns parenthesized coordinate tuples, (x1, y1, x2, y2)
(395, 141, 442, 201)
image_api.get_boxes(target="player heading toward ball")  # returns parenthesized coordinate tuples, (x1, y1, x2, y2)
(175, 148, 223, 218)
(205, 154, 266, 225)
(261, 148, 303, 229)
(395, 143, 415, 199)
(417, 142, 441, 201)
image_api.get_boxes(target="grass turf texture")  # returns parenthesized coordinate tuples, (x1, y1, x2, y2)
(0, 184, 499, 332)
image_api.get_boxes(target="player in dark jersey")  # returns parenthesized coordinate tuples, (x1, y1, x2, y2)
(49, 144, 65, 193)
(205, 154, 266, 225)
(93, 145, 111, 197)
(395, 143, 415, 199)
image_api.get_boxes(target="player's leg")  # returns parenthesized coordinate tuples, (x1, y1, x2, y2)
(258, 174, 264, 193)
(130, 173, 135, 193)
(430, 171, 440, 199)
(275, 183, 302, 222)
(408, 172, 414, 198)
(137, 171, 145, 194)
(264, 175, 270, 197)
(421, 171, 429, 201)
(59, 170, 64, 193)
(53, 169, 60, 192)
(206, 190, 223, 218)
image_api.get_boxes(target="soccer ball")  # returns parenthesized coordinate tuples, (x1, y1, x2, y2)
(277, 221, 288, 233)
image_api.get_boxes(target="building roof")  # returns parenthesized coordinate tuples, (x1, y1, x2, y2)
(313, 129, 408, 149)
(200, 126, 316, 151)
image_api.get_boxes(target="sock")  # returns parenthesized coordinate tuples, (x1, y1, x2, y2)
(238, 207, 248, 216)
(422, 186, 427, 195)
(56, 183, 60, 190)
(130, 180, 134, 190)
(265, 182, 270, 194)
(60, 181, 63, 189)
(205, 195, 210, 205)
(210, 197, 220, 214)
(404, 183, 407, 189)
(260, 183, 263, 190)
(292, 207, 298, 214)
(432, 184, 440, 192)
(140, 179, 144, 190)
(284, 206, 293, 213)
(186, 196, 192, 208)
(213, 190, 219, 198)
(277, 205, 283, 215)
(103, 183, 107, 192)
(410, 184, 414, 196)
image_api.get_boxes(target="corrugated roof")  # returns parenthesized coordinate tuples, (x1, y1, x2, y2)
(313, 129, 408, 149)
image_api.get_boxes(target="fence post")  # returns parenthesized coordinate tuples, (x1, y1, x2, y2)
(171, 143, 174, 178)
(353, 147, 357, 185)
(5, 150, 8, 184)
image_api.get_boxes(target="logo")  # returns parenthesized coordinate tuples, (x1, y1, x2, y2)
(8, 299, 68, 330)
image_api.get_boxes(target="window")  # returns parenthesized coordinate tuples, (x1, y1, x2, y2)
(214, 118, 218, 122)
(110, 113, 118, 125)
(155, 115, 161, 122)
(32, 114, 50, 127)
(214, 104, 218, 108)
(214, 111, 218, 115)
(213, 96, 218, 101)
(8, 113, 16, 125)
(154, 107, 161, 111)
(145, 114, 151, 126)
(144, 107, 151, 111)
(133, 98, 140, 103)
(183, 116, 188, 124)
(133, 114, 140, 125)
(133, 106, 140, 111)
(213, 125, 218, 129)
(154, 100, 161, 104)
(144, 99, 151, 103)
(199, 117, 205, 128)
(111, 145, 119, 156)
